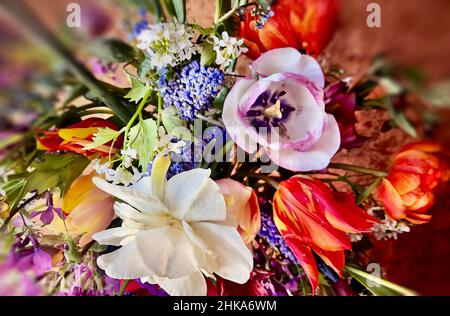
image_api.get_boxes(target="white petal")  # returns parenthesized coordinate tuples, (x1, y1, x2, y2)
(93, 227, 138, 246)
(267, 114, 341, 171)
(97, 238, 150, 279)
(135, 225, 205, 279)
(164, 169, 211, 219)
(93, 177, 167, 216)
(114, 202, 170, 227)
(252, 47, 325, 89)
(191, 222, 253, 284)
(153, 272, 207, 296)
(222, 78, 258, 153)
(183, 178, 226, 222)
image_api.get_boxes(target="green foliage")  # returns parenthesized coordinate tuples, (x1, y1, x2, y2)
(161, 106, 186, 134)
(385, 97, 418, 138)
(420, 79, 450, 108)
(200, 41, 216, 67)
(124, 78, 152, 103)
(128, 119, 159, 169)
(345, 266, 418, 296)
(90, 39, 135, 63)
(26, 153, 90, 196)
(83, 127, 123, 151)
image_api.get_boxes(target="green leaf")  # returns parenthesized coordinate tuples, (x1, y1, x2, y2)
(161, 107, 186, 134)
(26, 153, 90, 196)
(213, 87, 230, 109)
(200, 42, 216, 67)
(345, 266, 418, 296)
(138, 57, 153, 77)
(90, 39, 135, 63)
(385, 97, 418, 138)
(129, 119, 158, 169)
(83, 127, 123, 151)
(124, 78, 151, 104)
(171, 0, 186, 23)
(1, 178, 28, 210)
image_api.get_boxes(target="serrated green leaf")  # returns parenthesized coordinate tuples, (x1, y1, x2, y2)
(161, 107, 186, 134)
(200, 41, 216, 66)
(129, 119, 158, 169)
(26, 153, 90, 196)
(83, 127, 123, 151)
(124, 78, 151, 103)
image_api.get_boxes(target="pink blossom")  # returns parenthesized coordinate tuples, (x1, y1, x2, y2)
(222, 48, 341, 171)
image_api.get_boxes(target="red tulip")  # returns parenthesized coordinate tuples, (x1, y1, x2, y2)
(378, 142, 449, 224)
(214, 271, 270, 296)
(37, 118, 122, 157)
(239, 0, 338, 59)
(273, 176, 378, 293)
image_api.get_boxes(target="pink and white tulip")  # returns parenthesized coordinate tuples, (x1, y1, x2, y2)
(223, 48, 341, 171)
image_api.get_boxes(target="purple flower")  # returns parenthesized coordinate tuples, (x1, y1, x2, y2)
(0, 264, 42, 296)
(30, 191, 63, 226)
(325, 81, 367, 149)
(7, 234, 52, 277)
(160, 61, 224, 121)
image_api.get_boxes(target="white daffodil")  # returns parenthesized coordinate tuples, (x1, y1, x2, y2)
(92, 154, 253, 296)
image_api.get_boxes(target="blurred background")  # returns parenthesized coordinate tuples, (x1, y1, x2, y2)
(1, 0, 449, 295)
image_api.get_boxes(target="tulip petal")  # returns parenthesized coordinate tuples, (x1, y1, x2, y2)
(325, 192, 379, 234)
(191, 222, 253, 284)
(222, 78, 259, 153)
(283, 237, 319, 294)
(267, 114, 340, 171)
(379, 179, 406, 220)
(252, 48, 324, 89)
(311, 246, 345, 278)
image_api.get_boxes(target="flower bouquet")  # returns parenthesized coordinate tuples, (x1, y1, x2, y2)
(0, 0, 448, 297)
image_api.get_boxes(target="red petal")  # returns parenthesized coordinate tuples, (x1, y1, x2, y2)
(378, 178, 406, 220)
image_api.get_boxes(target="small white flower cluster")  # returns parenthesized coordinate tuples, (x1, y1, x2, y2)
(349, 233, 364, 243)
(136, 23, 197, 69)
(156, 126, 187, 155)
(93, 150, 147, 187)
(368, 207, 411, 241)
(213, 32, 248, 68)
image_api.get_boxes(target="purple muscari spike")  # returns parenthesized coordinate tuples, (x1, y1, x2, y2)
(159, 61, 224, 121)
(258, 212, 298, 264)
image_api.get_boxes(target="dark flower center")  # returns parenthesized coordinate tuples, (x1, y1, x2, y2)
(245, 90, 295, 134)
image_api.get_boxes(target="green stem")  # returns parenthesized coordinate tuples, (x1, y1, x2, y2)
(214, 0, 223, 24)
(0, 1, 132, 124)
(123, 90, 152, 144)
(118, 280, 130, 296)
(215, 2, 240, 25)
(156, 93, 163, 129)
(328, 163, 388, 178)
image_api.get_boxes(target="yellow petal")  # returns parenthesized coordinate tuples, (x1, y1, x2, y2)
(151, 154, 171, 200)
(58, 127, 99, 141)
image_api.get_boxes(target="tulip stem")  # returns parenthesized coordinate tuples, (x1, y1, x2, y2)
(328, 163, 388, 178)
(118, 280, 130, 296)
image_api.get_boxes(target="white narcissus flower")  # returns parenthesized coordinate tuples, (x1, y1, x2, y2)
(92, 154, 253, 296)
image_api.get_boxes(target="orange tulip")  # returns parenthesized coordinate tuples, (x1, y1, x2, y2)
(239, 0, 338, 59)
(216, 179, 261, 245)
(273, 176, 378, 293)
(42, 171, 115, 246)
(37, 118, 123, 157)
(378, 142, 449, 224)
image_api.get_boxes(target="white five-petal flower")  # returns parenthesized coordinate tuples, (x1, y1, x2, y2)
(92, 155, 253, 296)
